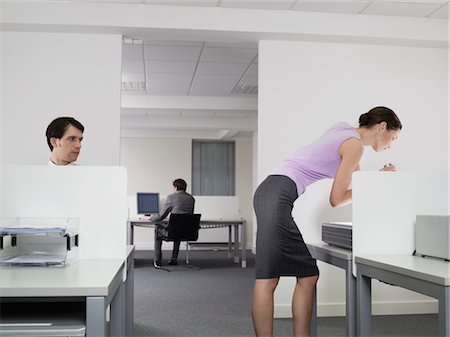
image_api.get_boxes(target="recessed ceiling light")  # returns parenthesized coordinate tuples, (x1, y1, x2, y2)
(231, 84, 258, 95)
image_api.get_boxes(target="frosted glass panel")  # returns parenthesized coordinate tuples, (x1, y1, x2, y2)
(192, 141, 235, 196)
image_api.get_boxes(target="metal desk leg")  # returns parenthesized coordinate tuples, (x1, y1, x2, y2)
(234, 224, 239, 264)
(357, 273, 372, 337)
(110, 283, 125, 337)
(127, 222, 134, 245)
(228, 225, 232, 259)
(241, 221, 247, 268)
(125, 251, 135, 337)
(438, 287, 450, 337)
(86, 297, 107, 337)
(346, 260, 356, 337)
(310, 284, 317, 337)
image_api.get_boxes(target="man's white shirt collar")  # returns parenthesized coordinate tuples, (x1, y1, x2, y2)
(48, 159, 77, 166)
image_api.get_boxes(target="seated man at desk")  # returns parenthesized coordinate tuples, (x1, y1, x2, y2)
(148, 179, 195, 267)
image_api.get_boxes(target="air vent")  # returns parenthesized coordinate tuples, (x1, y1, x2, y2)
(122, 81, 146, 92)
(231, 84, 258, 95)
(122, 37, 143, 45)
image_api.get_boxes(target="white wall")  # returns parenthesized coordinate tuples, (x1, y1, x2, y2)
(2, 31, 122, 166)
(120, 137, 254, 250)
(258, 40, 448, 317)
(0, 32, 4, 219)
(235, 137, 254, 246)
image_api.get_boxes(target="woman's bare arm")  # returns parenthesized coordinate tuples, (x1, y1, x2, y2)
(329, 138, 363, 207)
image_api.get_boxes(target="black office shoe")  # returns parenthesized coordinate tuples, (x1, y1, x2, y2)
(154, 260, 162, 268)
(168, 259, 178, 265)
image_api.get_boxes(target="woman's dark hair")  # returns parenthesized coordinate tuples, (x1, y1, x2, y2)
(46, 117, 84, 151)
(358, 106, 402, 131)
(173, 178, 187, 191)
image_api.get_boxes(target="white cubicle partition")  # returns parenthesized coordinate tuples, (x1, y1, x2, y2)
(352, 171, 448, 314)
(1, 165, 128, 260)
(353, 171, 448, 269)
(193, 196, 240, 219)
(193, 196, 240, 243)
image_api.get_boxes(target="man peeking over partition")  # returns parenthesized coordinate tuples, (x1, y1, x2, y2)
(46, 117, 84, 166)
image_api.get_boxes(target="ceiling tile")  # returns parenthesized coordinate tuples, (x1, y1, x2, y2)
(232, 131, 255, 138)
(144, 40, 204, 47)
(197, 62, 250, 75)
(206, 41, 258, 49)
(144, 109, 182, 117)
(428, 3, 448, 18)
(246, 63, 258, 76)
(122, 44, 144, 60)
(292, 1, 370, 14)
(214, 110, 253, 117)
(122, 71, 146, 82)
(220, 0, 296, 10)
(146, 83, 190, 95)
(147, 73, 193, 84)
(201, 47, 257, 63)
(181, 110, 216, 117)
(146, 0, 217, 6)
(78, 0, 143, 2)
(238, 74, 257, 86)
(122, 59, 145, 72)
(146, 60, 197, 73)
(144, 45, 202, 61)
(121, 108, 147, 116)
(194, 73, 242, 84)
(189, 83, 236, 96)
(363, 1, 444, 17)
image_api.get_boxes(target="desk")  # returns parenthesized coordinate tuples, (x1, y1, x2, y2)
(0, 246, 135, 337)
(356, 255, 450, 337)
(127, 218, 247, 268)
(307, 243, 356, 337)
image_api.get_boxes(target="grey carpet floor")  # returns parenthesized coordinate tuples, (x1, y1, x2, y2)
(133, 250, 438, 337)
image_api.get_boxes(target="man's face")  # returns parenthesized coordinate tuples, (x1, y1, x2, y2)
(51, 125, 83, 165)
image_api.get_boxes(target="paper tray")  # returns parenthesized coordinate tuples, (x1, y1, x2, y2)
(0, 252, 68, 267)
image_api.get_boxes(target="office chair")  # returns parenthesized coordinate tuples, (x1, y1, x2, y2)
(154, 213, 201, 271)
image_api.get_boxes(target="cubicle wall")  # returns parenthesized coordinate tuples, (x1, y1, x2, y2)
(353, 171, 448, 265)
(193, 196, 241, 245)
(353, 171, 448, 314)
(2, 165, 128, 259)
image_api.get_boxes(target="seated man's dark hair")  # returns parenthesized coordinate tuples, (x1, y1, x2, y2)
(173, 178, 187, 191)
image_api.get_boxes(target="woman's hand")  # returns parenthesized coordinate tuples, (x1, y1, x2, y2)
(380, 163, 397, 171)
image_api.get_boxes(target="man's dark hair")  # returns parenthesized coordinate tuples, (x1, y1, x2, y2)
(173, 178, 187, 191)
(46, 117, 84, 151)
